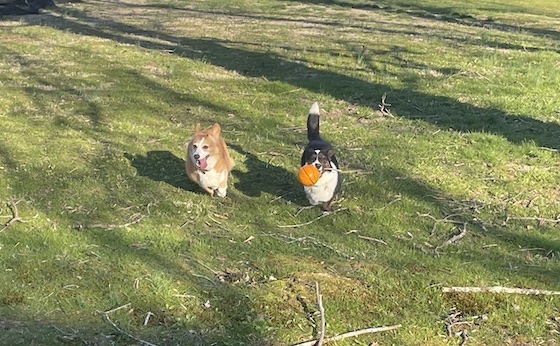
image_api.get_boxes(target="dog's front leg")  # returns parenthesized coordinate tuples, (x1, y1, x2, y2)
(202, 186, 214, 196)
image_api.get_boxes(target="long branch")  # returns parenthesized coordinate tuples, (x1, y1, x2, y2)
(293, 324, 402, 346)
(442, 286, 560, 295)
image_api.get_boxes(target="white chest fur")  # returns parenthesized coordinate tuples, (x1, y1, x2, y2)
(303, 164, 339, 205)
(197, 169, 226, 190)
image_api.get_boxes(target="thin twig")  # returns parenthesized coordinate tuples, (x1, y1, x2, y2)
(178, 254, 221, 275)
(278, 208, 348, 228)
(442, 286, 560, 295)
(357, 235, 387, 245)
(437, 223, 467, 249)
(81, 203, 154, 230)
(417, 212, 465, 236)
(315, 282, 326, 346)
(104, 303, 131, 315)
(505, 215, 560, 225)
(87, 214, 146, 230)
(293, 324, 402, 346)
(378, 92, 393, 117)
(372, 196, 401, 211)
(51, 325, 88, 345)
(260, 233, 353, 259)
(98, 311, 158, 346)
(143, 312, 154, 326)
(191, 273, 219, 287)
(459, 330, 469, 346)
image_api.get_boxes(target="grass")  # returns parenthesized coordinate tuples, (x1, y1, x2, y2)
(1, 0, 560, 345)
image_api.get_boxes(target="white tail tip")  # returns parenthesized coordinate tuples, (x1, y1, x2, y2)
(309, 102, 320, 115)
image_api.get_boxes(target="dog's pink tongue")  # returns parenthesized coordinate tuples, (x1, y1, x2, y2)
(198, 157, 208, 170)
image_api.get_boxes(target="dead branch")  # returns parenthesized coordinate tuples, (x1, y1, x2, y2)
(315, 282, 326, 346)
(505, 215, 560, 226)
(278, 208, 348, 228)
(442, 286, 560, 295)
(378, 92, 393, 117)
(4, 199, 22, 226)
(293, 324, 402, 346)
(459, 330, 469, 346)
(437, 223, 467, 249)
(97, 310, 158, 346)
(1, 199, 38, 232)
(417, 212, 465, 236)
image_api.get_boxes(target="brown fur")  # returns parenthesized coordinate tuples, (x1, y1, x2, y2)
(185, 123, 235, 196)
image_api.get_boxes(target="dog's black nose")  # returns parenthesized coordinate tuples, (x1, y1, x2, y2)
(194, 154, 200, 160)
(314, 163, 321, 169)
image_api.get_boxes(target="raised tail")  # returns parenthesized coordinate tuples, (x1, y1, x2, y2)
(307, 102, 321, 141)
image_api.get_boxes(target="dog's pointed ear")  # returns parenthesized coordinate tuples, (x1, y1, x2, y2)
(195, 123, 201, 133)
(210, 123, 221, 136)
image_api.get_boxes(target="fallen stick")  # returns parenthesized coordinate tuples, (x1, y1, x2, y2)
(4, 199, 22, 227)
(260, 233, 353, 259)
(1, 199, 38, 232)
(278, 208, 348, 228)
(315, 282, 326, 346)
(292, 324, 402, 346)
(416, 212, 465, 236)
(98, 310, 158, 346)
(104, 303, 131, 315)
(442, 286, 560, 295)
(505, 215, 560, 225)
(358, 235, 388, 245)
(437, 223, 467, 249)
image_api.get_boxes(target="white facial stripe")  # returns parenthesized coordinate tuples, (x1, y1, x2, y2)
(313, 150, 321, 166)
(193, 138, 207, 156)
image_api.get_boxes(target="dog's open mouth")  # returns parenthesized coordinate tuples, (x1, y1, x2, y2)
(197, 155, 210, 170)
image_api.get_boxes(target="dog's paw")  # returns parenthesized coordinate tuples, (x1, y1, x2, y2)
(215, 188, 227, 198)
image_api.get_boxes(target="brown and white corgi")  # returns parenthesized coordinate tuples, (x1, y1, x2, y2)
(186, 123, 235, 197)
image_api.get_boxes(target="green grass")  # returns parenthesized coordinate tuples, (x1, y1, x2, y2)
(1, 0, 560, 345)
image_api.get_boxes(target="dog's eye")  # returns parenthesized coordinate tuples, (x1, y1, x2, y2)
(192, 144, 197, 149)
(202, 145, 209, 149)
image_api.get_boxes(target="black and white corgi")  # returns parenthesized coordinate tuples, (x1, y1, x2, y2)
(301, 102, 341, 211)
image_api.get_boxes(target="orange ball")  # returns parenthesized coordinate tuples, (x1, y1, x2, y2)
(298, 164, 320, 186)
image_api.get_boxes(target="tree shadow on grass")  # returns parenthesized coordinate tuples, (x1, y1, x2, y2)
(124, 150, 197, 192)
(30, 5, 560, 151)
(229, 144, 306, 206)
(5, 3, 559, 343)
(287, 0, 560, 44)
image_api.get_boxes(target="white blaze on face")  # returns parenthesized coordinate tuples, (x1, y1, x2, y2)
(312, 150, 322, 172)
(192, 137, 210, 170)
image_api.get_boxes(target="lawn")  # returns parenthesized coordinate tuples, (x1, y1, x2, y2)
(1, 0, 560, 345)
